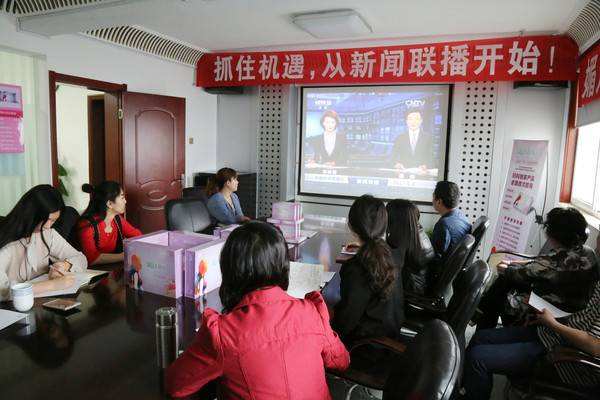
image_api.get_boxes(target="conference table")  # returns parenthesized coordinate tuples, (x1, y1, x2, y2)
(0, 229, 350, 400)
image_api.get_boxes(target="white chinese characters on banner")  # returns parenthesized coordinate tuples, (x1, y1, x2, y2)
(491, 140, 548, 253)
(441, 45, 469, 77)
(473, 44, 504, 75)
(322, 52, 345, 78)
(408, 47, 436, 77)
(508, 40, 540, 75)
(349, 51, 376, 78)
(203, 36, 576, 86)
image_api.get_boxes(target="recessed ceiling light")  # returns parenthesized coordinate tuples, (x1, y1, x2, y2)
(291, 9, 372, 39)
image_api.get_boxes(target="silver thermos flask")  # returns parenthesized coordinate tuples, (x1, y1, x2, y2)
(155, 307, 179, 369)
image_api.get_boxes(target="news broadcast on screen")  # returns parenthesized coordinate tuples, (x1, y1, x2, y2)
(299, 85, 451, 202)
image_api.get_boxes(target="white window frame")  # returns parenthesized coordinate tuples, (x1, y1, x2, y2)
(571, 122, 600, 218)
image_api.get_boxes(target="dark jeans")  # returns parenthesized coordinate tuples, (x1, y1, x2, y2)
(462, 326, 545, 400)
(477, 274, 530, 330)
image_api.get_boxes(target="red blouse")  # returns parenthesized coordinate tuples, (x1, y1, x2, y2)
(77, 216, 142, 263)
(166, 287, 350, 399)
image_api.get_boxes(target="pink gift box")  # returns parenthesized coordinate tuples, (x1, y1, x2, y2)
(185, 239, 226, 299)
(272, 202, 303, 221)
(267, 218, 304, 240)
(124, 230, 218, 298)
(214, 224, 239, 240)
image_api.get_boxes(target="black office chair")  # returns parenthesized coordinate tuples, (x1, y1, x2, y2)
(328, 320, 461, 400)
(53, 206, 80, 247)
(508, 346, 600, 399)
(406, 234, 475, 313)
(165, 198, 213, 234)
(384, 320, 461, 400)
(182, 187, 209, 204)
(403, 260, 492, 350)
(463, 216, 490, 269)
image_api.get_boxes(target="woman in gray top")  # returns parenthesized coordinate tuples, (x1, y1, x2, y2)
(206, 168, 251, 226)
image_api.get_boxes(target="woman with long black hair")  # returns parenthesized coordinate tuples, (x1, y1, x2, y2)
(386, 199, 435, 294)
(77, 181, 141, 265)
(332, 195, 404, 344)
(0, 185, 87, 300)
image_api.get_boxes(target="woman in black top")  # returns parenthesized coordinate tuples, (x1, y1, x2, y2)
(332, 195, 404, 345)
(386, 199, 435, 295)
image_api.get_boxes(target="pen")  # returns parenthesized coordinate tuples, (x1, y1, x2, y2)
(49, 264, 66, 277)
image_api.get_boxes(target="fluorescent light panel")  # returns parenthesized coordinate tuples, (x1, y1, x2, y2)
(291, 9, 372, 39)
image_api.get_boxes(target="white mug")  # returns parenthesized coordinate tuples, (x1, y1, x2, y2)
(11, 282, 34, 312)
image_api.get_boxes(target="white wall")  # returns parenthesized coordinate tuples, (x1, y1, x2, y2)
(216, 87, 259, 172)
(488, 83, 569, 253)
(55, 85, 103, 211)
(0, 14, 217, 185)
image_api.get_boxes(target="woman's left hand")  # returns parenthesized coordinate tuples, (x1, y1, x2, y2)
(536, 308, 559, 328)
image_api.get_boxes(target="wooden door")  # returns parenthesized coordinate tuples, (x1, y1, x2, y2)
(122, 92, 185, 233)
(87, 95, 105, 186)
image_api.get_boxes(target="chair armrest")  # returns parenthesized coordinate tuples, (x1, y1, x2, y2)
(490, 250, 537, 260)
(349, 337, 407, 355)
(405, 292, 446, 315)
(546, 346, 600, 371)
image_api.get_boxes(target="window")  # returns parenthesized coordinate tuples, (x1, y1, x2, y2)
(571, 122, 600, 215)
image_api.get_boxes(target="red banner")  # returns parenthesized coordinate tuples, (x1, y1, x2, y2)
(578, 42, 600, 108)
(196, 35, 578, 88)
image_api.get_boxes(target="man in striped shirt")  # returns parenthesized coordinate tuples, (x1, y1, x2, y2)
(461, 282, 600, 399)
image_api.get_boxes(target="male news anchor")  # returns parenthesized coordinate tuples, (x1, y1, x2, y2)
(390, 108, 433, 171)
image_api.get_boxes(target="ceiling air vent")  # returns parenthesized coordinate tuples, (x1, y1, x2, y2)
(82, 26, 205, 67)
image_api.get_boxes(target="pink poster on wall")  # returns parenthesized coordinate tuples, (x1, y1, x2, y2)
(0, 116, 24, 153)
(491, 140, 548, 253)
(0, 84, 23, 117)
(0, 83, 24, 153)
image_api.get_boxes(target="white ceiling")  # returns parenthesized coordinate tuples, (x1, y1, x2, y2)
(18, 0, 590, 51)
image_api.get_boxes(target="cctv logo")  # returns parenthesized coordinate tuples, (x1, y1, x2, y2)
(405, 100, 425, 108)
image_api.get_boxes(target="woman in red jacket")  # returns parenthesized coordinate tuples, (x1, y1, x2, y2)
(166, 221, 350, 399)
(77, 181, 142, 265)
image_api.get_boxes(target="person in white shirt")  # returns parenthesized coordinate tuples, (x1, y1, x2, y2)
(0, 185, 87, 301)
(305, 109, 347, 167)
(390, 109, 434, 172)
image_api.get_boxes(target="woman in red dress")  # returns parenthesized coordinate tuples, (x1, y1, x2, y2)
(77, 181, 141, 265)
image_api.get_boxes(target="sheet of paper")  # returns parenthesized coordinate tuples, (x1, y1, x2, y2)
(528, 291, 572, 318)
(0, 309, 28, 331)
(321, 271, 336, 286)
(30, 269, 108, 298)
(287, 262, 325, 299)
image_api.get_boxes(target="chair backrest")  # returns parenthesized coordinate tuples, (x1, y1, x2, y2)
(165, 198, 212, 233)
(445, 260, 491, 350)
(383, 320, 461, 400)
(430, 234, 475, 304)
(463, 216, 490, 269)
(182, 187, 209, 204)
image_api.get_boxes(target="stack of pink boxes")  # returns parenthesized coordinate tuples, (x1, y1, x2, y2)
(124, 230, 224, 299)
(267, 202, 305, 243)
(213, 224, 239, 240)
